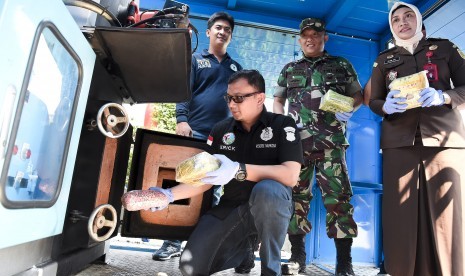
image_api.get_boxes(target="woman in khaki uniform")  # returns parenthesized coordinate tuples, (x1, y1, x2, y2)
(369, 2, 465, 275)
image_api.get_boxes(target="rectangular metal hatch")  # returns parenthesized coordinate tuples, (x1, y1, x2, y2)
(121, 129, 213, 241)
(88, 27, 192, 103)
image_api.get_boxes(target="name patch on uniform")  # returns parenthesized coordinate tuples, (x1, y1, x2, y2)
(322, 68, 346, 74)
(220, 145, 236, 151)
(197, 59, 211, 69)
(290, 69, 306, 76)
(384, 57, 400, 65)
(260, 127, 273, 141)
(256, 144, 277, 148)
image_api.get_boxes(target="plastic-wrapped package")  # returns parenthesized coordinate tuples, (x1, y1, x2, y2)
(389, 70, 429, 109)
(121, 189, 170, 211)
(175, 151, 220, 186)
(319, 89, 354, 113)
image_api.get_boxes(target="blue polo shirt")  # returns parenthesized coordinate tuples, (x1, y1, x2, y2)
(176, 49, 243, 138)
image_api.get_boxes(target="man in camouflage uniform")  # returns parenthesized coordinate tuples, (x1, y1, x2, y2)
(273, 18, 362, 276)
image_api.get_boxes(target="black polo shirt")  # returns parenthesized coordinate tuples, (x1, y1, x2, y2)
(207, 108, 303, 206)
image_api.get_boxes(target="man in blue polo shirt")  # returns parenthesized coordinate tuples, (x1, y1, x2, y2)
(176, 11, 242, 140)
(153, 11, 246, 270)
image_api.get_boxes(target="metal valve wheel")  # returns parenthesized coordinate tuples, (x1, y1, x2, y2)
(87, 204, 118, 242)
(96, 103, 129, 138)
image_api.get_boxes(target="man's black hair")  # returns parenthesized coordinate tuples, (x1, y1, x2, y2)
(228, 70, 265, 92)
(207, 12, 235, 32)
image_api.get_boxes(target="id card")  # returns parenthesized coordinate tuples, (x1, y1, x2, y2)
(423, 63, 438, 82)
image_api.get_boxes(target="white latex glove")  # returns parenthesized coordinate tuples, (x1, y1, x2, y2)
(201, 154, 239, 186)
(335, 111, 354, 122)
(418, 87, 444, 107)
(148, 187, 174, 211)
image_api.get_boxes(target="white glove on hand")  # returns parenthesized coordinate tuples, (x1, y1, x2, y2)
(383, 90, 408, 114)
(335, 111, 354, 122)
(201, 154, 239, 186)
(148, 187, 174, 211)
(418, 87, 444, 107)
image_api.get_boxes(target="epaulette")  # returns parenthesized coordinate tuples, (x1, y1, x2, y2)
(427, 37, 448, 42)
(378, 47, 396, 56)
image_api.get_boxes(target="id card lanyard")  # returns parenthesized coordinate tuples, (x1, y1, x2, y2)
(423, 50, 438, 82)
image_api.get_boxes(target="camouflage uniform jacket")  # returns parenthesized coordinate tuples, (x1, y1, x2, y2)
(274, 51, 361, 151)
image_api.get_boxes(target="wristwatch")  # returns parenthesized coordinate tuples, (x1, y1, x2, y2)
(443, 92, 451, 104)
(235, 163, 247, 181)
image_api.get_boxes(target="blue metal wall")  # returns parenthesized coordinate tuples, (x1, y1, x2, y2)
(424, 0, 465, 51)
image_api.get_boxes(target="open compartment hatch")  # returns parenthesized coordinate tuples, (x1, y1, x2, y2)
(88, 27, 192, 103)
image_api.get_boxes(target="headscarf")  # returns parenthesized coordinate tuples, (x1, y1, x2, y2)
(389, 2, 423, 54)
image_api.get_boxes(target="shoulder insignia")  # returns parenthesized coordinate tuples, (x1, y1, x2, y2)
(373, 62, 378, 68)
(429, 45, 438, 51)
(379, 47, 396, 56)
(427, 37, 448, 42)
(457, 48, 465, 60)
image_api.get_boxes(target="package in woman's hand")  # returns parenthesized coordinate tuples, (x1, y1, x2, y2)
(175, 152, 221, 186)
(389, 70, 429, 109)
(319, 89, 354, 113)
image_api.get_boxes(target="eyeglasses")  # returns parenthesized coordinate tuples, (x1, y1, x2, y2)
(223, 91, 261, 103)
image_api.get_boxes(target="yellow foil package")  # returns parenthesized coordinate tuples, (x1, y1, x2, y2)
(389, 70, 429, 109)
(319, 89, 354, 113)
(175, 152, 220, 186)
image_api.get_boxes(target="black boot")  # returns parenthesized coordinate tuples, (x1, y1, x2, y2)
(282, 234, 306, 275)
(235, 235, 258, 274)
(334, 238, 355, 276)
(377, 260, 387, 275)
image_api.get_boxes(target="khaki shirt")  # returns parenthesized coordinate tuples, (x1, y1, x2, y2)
(370, 38, 465, 149)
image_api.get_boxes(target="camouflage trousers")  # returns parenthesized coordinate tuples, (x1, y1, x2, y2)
(288, 148, 358, 239)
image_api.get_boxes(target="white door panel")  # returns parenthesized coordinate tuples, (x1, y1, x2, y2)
(0, 0, 95, 250)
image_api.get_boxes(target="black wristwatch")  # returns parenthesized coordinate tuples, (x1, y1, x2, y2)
(235, 163, 247, 181)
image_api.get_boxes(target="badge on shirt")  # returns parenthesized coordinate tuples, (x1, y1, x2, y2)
(283, 126, 296, 142)
(260, 127, 273, 141)
(230, 64, 238, 71)
(387, 70, 397, 81)
(197, 59, 211, 69)
(222, 132, 235, 145)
